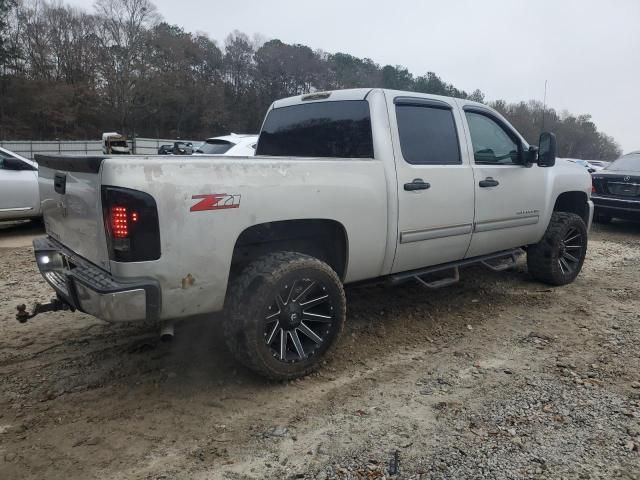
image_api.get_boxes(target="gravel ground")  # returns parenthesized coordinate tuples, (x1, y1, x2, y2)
(0, 220, 639, 479)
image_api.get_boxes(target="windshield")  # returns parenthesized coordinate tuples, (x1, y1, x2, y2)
(605, 153, 640, 172)
(196, 140, 234, 154)
(110, 141, 128, 147)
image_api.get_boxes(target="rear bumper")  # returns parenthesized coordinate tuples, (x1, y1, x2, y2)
(592, 194, 640, 219)
(33, 236, 160, 322)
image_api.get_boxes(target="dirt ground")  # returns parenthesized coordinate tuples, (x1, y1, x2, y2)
(0, 220, 639, 480)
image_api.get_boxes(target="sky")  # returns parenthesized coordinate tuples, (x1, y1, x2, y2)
(69, 0, 640, 153)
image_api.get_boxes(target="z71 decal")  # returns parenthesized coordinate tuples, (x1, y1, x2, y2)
(190, 194, 241, 212)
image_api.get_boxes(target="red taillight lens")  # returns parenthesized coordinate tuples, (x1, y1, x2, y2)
(110, 206, 140, 238)
(592, 184, 597, 193)
(111, 206, 129, 238)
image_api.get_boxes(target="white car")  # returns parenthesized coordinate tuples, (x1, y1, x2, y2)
(194, 134, 258, 156)
(565, 158, 603, 172)
(0, 147, 41, 221)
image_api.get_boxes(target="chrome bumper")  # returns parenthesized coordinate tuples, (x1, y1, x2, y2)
(33, 237, 160, 322)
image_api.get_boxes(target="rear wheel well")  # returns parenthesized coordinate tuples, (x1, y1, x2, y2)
(230, 219, 348, 280)
(553, 191, 589, 225)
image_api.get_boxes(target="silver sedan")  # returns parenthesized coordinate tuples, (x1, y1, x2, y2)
(0, 146, 41, 221)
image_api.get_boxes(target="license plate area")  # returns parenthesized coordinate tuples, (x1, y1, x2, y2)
(608, 182, 640, 197)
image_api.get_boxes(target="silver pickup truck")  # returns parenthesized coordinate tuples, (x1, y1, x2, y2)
(23, 88, 593, 380)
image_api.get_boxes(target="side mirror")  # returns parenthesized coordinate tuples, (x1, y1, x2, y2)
(524, 145, 538, 165)
(537, 132, 556, 167)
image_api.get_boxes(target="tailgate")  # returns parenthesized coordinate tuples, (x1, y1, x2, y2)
(36, 155, 111, 272)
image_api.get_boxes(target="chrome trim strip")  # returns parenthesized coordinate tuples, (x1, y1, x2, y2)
(608, 182, 640, 187)
(0, 207, 33, 212)
(400, 223, 473, 244)
(592, 194, 640, 204)
(474, 214, 539, 233)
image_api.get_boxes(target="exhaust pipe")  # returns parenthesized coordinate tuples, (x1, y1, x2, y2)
(160, 322, 174, 342)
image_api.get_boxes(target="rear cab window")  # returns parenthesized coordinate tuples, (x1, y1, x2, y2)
(256, 100, 374, 158)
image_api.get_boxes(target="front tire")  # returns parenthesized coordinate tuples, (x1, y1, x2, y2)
(223, 252, 346, 380)
(527, 212, 588, 286)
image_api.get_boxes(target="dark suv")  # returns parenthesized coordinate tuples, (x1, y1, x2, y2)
(592, 151, 640, 222)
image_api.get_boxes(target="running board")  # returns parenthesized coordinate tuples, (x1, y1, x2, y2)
(389, 248, 524, 289)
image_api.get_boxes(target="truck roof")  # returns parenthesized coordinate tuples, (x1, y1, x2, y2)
(270, 88, 486, 110)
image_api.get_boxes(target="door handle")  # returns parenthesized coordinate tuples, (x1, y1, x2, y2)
(404, 179, 431, 191)
(479, 177, 499, 188)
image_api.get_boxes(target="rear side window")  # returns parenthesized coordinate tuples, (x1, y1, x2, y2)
(395, 104, 461, 165)
(256, 100, 373, 158)
(197, 140, 234, 154)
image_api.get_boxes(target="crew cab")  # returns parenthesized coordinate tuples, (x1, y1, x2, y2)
(592, 151, 640, 222)
(24, 89, 593, 380)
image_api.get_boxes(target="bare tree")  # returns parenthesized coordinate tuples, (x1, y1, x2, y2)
(94, 0, 159, 131)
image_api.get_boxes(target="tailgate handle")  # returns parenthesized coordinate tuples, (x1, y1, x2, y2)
(54, 172, 67, 194)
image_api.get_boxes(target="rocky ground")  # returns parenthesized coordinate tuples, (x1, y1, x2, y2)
(0, 219, 639, 480)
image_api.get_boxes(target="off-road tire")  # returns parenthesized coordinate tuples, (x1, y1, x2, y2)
(223, 251, 346, 380)
(527, 212, 588, 286)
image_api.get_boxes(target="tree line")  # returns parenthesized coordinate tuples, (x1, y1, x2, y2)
(0, 0, 621, 159)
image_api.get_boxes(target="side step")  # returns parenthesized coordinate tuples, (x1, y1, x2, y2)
(389, 248, 524, 289)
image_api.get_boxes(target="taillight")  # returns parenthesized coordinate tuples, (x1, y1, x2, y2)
(102, 187, 160, 262)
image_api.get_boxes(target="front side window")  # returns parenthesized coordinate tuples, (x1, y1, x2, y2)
(465, 111, 520, 165)
(256, 100, 373, 158)
(396, 104, 460, 165)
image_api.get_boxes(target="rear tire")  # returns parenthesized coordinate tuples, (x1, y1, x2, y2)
(527, 212, 587, 286)
(223, 252, 346, 380)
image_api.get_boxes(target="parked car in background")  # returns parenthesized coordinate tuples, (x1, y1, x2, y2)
(172, 141, 194, 155)
(587, 160, 610, 169)
(566, 158, 602, 173)
(157, 142, 195, 155)
(158, 144, 173, 155)
(0, 146, 40, 221)
(102, 132, 131, 154)
(194, 134, 258, 156)
(592, 151, 640, 223)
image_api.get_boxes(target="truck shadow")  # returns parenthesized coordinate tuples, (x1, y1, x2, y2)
(2, 260, 538, 405)
(125, 261, 534, 387)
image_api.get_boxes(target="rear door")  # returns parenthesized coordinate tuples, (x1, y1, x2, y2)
(461, 106, 546, 257)
(0, 151, 39, 219)
(388, 94, 475, 273)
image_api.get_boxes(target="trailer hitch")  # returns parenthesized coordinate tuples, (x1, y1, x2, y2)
(16, 297, 73, 323)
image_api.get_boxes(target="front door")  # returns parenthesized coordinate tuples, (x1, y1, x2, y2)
(461, 107, 545, 258)
(389, 94, 475, 273)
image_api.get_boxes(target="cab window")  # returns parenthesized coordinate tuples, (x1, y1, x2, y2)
(395, 104, 461, 165)
(465, 111, 520, 165)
